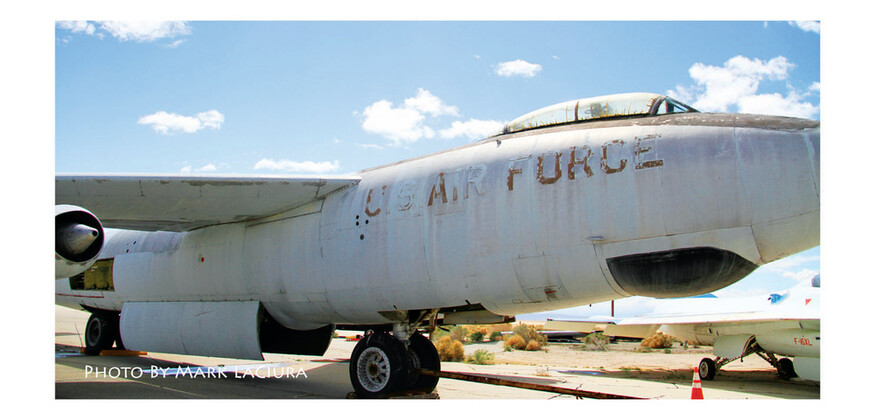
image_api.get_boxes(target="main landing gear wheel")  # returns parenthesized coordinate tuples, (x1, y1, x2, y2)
(406, 332, 440, 393)
(349, 332, 411, 398)
(777, 357, 798, 380)
(698, 358, 717, 380)
(84, 312, 119, 355)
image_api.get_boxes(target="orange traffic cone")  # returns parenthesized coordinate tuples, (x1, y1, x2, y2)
(691, 366, 704, 399)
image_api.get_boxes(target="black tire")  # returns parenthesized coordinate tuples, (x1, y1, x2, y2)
(84, 312, 118, 355)
(699, 358, 717, 380)
(406, 333, 440, 393)
(349, 332, 410, 398)
(777, 357, 798, 380)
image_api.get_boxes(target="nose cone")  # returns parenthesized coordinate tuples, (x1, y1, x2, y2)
(735, 116, 820, 263)
(58, 223, 101, 256)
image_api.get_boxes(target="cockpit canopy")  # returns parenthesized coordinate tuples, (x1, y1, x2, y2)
(498, 92, 697, 136)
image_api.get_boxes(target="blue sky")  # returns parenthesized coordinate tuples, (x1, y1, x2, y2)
(54, 20, 821, 299)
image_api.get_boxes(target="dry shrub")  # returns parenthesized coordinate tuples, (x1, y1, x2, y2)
(504, 335, 527, 351)
(525, 339, 541, 351)
(466, 348, 494, 365)
(582, 332, 609, 351)
(512, 324, 548, 346)
(641, 332, 675, 349)
(436, 336, 465, 361)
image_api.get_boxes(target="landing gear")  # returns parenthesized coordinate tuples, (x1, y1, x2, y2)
(348, 318, 441, 398)
(84, 311, 120, 355)
(406, 332, 441, 393)
(700, 338, 800, 381)
(349, 332, 411, 397)
(776, 358, 798, 380)
(698, 358, 717, 380)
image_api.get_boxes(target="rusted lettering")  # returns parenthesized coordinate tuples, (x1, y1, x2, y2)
(427, 173, 448, 206)
(568, 146, 594, 180)
(365, 186, 386, 217)
(507, 157, 528, 191)
(447, 169, 463, 202)
(601, 140, 627, 174)
(634, 135, 664, 169)
(536, 152, 563, 184)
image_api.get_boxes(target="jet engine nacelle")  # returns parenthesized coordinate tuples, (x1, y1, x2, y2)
(55, 205, 104, 280)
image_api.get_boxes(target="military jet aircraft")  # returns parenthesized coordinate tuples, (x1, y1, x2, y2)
(545, 275, 821, 381)
(55, 92, 820, 397)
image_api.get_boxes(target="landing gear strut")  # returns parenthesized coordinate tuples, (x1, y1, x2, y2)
(698, 338, 798, 380)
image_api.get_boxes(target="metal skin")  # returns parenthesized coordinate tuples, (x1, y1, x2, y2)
(55, 97, 820, 359)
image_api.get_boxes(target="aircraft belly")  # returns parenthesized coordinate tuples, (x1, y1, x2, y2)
(755, 328, 820, 358)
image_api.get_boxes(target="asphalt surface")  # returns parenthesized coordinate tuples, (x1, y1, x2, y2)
(55, 305, 820, 400)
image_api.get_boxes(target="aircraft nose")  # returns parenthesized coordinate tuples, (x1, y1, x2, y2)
(735, 116, 820, 263)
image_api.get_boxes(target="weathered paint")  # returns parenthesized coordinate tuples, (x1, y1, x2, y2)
(56, 101, 820, 332)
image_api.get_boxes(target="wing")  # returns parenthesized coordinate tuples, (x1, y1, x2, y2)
(56, 173, 361, 231)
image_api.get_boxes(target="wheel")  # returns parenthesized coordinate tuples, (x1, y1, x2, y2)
(405, 332, 440, 393)
(699, 358, 717, 380)
(777, 357, 798, 380)
(84, 312, 118, 355)
(349, 332, 411, 398)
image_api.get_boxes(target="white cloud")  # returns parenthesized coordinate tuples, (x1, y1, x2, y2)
(137, 110, 224, 134)
(760, 254, 820, 272)
(668, 55, 819, 118)
(360, 88, 457, 146)
(737, 91, 819, 119)
(361, 100, 434, 146)
(782, 268, 819, 285)
(57, 21, 98, 36)
(494, 59, 542, 78)
(56, 21, 190, 42)
(789, 21, 820, 34)
(180, 163, 218, 173)
(439, 119, 505, 140)
(99, 21, 191, 42)
(360, 89, 503, 146)
(253, 159, 340, 173)
(404, 88, 460, 117)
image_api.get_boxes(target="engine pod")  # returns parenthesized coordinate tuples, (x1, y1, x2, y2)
(607, 247, 758, 298)
(55, 205, 105, 279)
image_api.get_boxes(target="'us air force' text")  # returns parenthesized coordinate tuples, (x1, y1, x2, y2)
(363, 135, 663, 216)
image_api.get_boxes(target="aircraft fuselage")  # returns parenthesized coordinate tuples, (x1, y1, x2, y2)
(56, 112, 820, 332)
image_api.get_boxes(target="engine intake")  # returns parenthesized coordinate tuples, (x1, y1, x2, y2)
(607, 247, 757, 298)
(55, 205, 104, 279)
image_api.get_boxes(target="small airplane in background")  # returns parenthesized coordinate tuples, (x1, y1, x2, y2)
(56, 92, 820, 397)
(545, 275, 821, 381)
